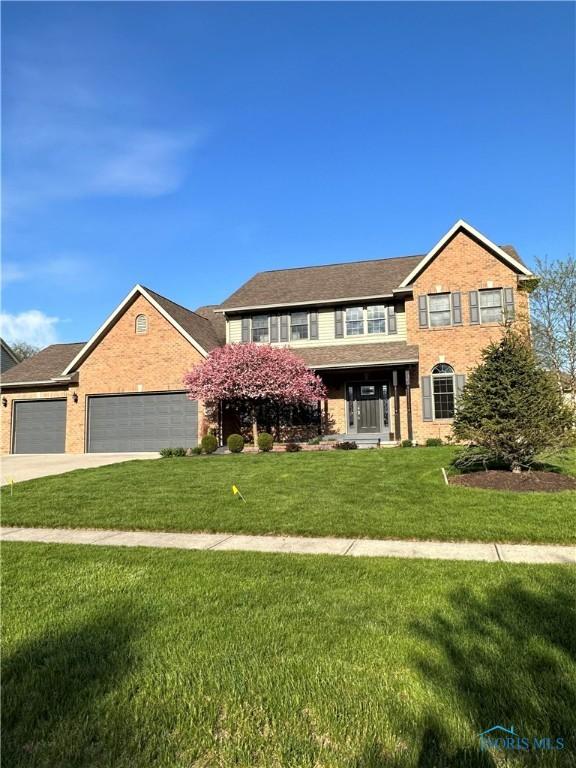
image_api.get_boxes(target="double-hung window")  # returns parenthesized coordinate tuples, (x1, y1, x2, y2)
(345, 307, 364, 335)
(251, 315, 269, 343)
(367, 305, 386, 334)
(428, 293, 451, 327)
(290, 311, 308, 340)
(479, 289, 503, 323)
(431, 363, 455, 418)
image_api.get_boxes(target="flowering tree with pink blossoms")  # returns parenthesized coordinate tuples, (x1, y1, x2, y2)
(183, 343, 327, 445)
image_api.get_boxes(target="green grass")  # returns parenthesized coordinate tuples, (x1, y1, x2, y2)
(2, 542, 575, 767)
(2, 448, 575, 544)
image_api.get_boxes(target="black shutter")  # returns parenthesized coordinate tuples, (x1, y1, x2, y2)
(451, 292, 462, 325)
(422, 376, 433, 421)
(335, 309, 344, 338)
(418, 296, 428, 328)
(309, 311, 319, 340)
(469, 291, 479, 324)
(504, 288, 515, 320)
(387, 305, 397, 334)
(241, 317, 250, 342)
(280, 315, 289, 342)
(270, 315, 279, 343)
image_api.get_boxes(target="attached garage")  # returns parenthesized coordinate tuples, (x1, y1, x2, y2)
(12, 399, 67, 454)
(87, 392, 198, 452)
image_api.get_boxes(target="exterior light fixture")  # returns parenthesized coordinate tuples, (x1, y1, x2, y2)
(72, 392, 79, 404)
(1, 397, 7, 407)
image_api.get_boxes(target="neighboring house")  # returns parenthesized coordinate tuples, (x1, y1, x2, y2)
(0, 220, 534, 454)
(1, 339, 20, 374)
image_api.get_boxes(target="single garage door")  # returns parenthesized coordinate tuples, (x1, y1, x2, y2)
(87, 392, 198, 452)
(13, 399, 67, 454)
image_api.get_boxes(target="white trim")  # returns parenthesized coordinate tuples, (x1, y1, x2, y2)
(215, 293, 396, 313)
(308, 358, 418, 370)
(1, 380, 67, 388)
(398, 219, 532, 288)
(62, 285, 209, 375)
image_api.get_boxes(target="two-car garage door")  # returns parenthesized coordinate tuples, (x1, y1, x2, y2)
(87, 392, 198, 452)
(12, 392, 198, 453)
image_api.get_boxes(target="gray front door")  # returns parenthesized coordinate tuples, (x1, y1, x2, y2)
(87, 392, 198, 452)
(13, 399, 67, 453)
(355, 384, 381, 433)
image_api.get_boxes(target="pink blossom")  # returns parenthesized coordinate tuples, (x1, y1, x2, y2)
(183, 343, 327, 406)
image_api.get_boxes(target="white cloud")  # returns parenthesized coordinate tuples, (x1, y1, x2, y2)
(2, 255, 94, 286)
(3, 56, 201, 212)
(0, 310, 59, 348)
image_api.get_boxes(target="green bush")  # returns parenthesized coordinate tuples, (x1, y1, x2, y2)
(308, 436, 322, 445)
(257, 433, 274, 452)
(172, 447, 187, 457)
(159, 447, 174, 458)
(284, 442, 301, 452)
(190, 446, 202, 455)
(335, 441, 358, 450)
(201, 434, 218, 454)
(425, 438, 443, 447)
(227, 434, 245, 453)
(400, 440, 413, 448)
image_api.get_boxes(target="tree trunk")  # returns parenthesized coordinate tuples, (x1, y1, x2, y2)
(252, 407, 258, 447)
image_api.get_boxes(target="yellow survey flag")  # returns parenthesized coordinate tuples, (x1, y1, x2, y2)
(232, 484, 246, 503)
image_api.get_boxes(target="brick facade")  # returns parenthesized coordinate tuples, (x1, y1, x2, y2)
(1, 295, 205, 454)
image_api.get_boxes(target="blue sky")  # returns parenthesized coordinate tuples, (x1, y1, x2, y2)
(2, 1, 574, 347)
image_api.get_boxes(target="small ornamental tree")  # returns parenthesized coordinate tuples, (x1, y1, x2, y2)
(453, 328, 576, 471)
(183, 343, 327, 445)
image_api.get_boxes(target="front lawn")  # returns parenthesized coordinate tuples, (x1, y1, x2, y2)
(2, 542, 574, 767)
(2, 447, 575, 544)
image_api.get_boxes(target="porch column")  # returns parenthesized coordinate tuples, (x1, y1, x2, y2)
(405, 368, 413, 442)
(392, 370, 401, 440)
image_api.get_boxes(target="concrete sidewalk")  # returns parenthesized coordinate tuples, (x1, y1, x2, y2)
(1, 526, 575, 564)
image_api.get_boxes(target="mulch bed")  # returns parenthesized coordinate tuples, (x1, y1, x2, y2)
(449, 470, 576, 493)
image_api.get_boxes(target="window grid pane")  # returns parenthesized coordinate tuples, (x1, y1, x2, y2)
(290, 312, 309, 340)
(367, 319, 386, 334)
(429, 293, 451, 326)
(433, 374, 455, 418)
(252, 315, 269, 343)
(346, 307, 364, 335)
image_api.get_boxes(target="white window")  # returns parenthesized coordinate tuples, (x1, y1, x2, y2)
(251, 315, 269, 343)
(431, 363, 455, 419)
(479, 289, 503, 323)
(135, 314, 148, 334)
(367, 305, 386, 334)
(428, 294, 451, 327)
(290, 311, 308, 340)
(346, 307, 364, 335)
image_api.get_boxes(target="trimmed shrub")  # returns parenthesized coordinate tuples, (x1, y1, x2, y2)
(190, 446, 202, 455)
(284, 442, 301, 452)
(201, 434, 218, 454)
(159, 447, 174, 458)
(335, 441, 358, 450)
(400, 440, 413, 448)
(172, 447, 187, 457)
(308, 436, 322, 445)
(425, 438, 443, 447)
(227, 434, 245, 453)
(257, 432, 274, 452)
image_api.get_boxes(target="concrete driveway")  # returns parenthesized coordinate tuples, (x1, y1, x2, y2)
(0, 453, 159, 485)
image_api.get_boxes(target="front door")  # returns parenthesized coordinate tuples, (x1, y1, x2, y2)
(355, 384, 382, 433)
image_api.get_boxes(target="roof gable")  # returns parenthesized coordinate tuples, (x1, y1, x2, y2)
(1, 342, 85, 385)
(62, 285, 217, 375)
(398, 220, 532, 288)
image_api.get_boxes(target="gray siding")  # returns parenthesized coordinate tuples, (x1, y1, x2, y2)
(87, 392, 198, 452)
(1, 345, 18, 373)
(13, 399, 67, 453)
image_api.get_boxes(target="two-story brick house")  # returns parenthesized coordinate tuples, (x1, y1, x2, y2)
(0, 220, 534, 453)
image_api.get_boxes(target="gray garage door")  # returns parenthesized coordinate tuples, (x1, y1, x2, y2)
(13, 399, 67, 454)
(87, 392, 198, 452)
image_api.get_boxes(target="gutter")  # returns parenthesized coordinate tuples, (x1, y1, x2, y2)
(215, 291, 411, 314)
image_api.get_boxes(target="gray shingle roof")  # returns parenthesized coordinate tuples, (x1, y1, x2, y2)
(293, 342, 419, 369)
(1, 343, 85, 385)
(142, 288, 223, 352)
(219, 255, 424, 310)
